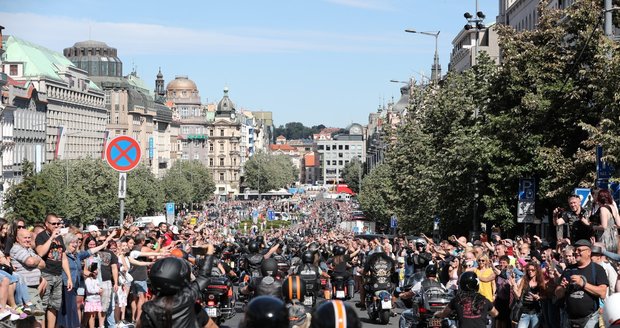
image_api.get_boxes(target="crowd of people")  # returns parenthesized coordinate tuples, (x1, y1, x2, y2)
(0, 189, 616, 328)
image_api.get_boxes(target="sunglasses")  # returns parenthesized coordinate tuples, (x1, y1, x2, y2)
(47, 222, 61, 226)
(17, 226, 25, 229)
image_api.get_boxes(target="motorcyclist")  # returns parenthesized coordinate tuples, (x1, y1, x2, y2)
(296, 250, 323, 298)
(310, 300, 362, 328)
(243, 239, 279, 278)
(327, 245, 357, 299)
(240, 258, 283, 298)
(357, 245, 396, 310)
(399, 264, 446, 300)
(239, 296, 289, 328)
(137, 244, 215, 328)
(282, 275, 311, 328)
(412, 240, 432, 273)
(434, 272, 498, 326)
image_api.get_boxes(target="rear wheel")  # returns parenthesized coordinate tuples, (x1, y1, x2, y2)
(379, 310, 390, 325)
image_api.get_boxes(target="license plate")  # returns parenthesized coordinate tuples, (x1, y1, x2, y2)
(428, 318, 442, 327)
(381, 300, 392, 309)
(206, 308, 218, 317)
(336, 290, 345, 299)
(303, 297, 313, 306)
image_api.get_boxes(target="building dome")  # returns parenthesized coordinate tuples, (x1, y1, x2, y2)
(216, 87, 236, 115)
(166, 75, 198, 92)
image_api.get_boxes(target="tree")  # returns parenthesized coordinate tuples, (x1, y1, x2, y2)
(243, 152, 297, 192)
(125, 164, 164, 216)
(3, 161, 53, 224)
(358, 163, 394, 226)
(341, 158, 362, 193)
(161, 160, 215, 209)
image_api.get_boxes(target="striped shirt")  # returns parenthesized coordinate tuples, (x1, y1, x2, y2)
(10, 244, 41, 286)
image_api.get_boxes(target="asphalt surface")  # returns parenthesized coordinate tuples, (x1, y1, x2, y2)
(221, 292, 405, 328)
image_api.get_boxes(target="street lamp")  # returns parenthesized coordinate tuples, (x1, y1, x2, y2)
(404, 29, 441, 83)
(463, 1, 486, 66)
(357, 155, 363, 197)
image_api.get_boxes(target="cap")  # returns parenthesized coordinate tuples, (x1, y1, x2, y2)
(541, 242, 552, 250)
(87, 225, 99, 233)
(171, 226, 179, 234)
(574, 239, 592, 248)
(591, 246, 604, 255)
(397, 257, 405, 264)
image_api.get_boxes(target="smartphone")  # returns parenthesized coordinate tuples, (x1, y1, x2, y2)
(89, 262, 98, 272)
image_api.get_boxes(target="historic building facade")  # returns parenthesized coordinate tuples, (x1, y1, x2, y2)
(64, 41, 176, 177)
(207, 88, 242, 198)
(3, 36, 107, 162)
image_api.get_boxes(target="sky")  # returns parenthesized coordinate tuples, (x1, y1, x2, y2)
(0, 0, 498, 128)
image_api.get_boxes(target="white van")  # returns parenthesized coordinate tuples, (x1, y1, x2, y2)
(133, 215, 166, 228)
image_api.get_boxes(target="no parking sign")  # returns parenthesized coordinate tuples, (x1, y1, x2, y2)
(105, 136, 141, 172)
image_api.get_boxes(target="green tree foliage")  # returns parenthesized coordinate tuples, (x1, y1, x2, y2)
(377, 0, 620, 234)
(3, 161, 53, 224)
(358, 163, 394, 226)
(243, 152, 297, 192)
(341, 158, 362, 193)
(274, 122, 326, 140)
(161, 160, 215, 207)
(4, 159, 200, 225)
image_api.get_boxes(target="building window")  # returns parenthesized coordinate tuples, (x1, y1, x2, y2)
(9, 65, 18, 76)
(220, 129, 224, 137)
(344, 145, 349, 150)
(318, 145, 324, 150)
(209, 143, 214, 152)
(233, 158, 237, 166)
(209, 158, 214, 166)
(219, 173, 225, 181)
(210, 129, 214, 136)
(219, 158, 224, 166)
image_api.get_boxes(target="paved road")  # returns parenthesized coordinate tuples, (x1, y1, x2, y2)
(221, 293, 404, 328)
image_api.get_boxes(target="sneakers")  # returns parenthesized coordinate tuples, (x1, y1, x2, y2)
(0, 309, 10, 321)
(7, 307, 27, 321)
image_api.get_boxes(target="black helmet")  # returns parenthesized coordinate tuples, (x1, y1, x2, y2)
(416, 241, 426, 249)
(248, 241, 260, 253)
(282, 275, 306, 302)
(261, 258, 279, 277)
(256, 235, 265, 244)
(302, 251, 314, 264)
(333, 246, 345, 256)
(240, 296, 289, 328)
(311, 300, 361, 328)
(458, 271, 479, 292)
(149, 257, 190, 296)
(425, 264, 438, 278)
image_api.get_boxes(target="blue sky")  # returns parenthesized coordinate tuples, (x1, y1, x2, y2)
(0, 0, 498, 128)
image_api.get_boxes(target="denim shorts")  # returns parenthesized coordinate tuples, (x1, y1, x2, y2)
(131, 280, 148, 295)
(0, 270, 18, 284)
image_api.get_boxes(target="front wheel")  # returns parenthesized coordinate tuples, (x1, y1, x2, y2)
(379, 310, 390, 325)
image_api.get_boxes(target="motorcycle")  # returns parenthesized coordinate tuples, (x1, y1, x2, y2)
(331, 275, 350, 300)
(202, 276, 236, 325)
(366, 287, 393, 325)
(398, 281, 453, 328)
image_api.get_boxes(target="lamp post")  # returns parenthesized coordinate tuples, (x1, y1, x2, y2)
(404, 30, 441, 83)
(463, 1, 486, 66)
(357, 155, 363, 197)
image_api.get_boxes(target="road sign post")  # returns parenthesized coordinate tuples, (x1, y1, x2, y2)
(517, 178, 536, 224)
(105, 136, 141, 225)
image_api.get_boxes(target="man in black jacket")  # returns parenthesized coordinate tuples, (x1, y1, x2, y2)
(137, 244, 215, 328)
